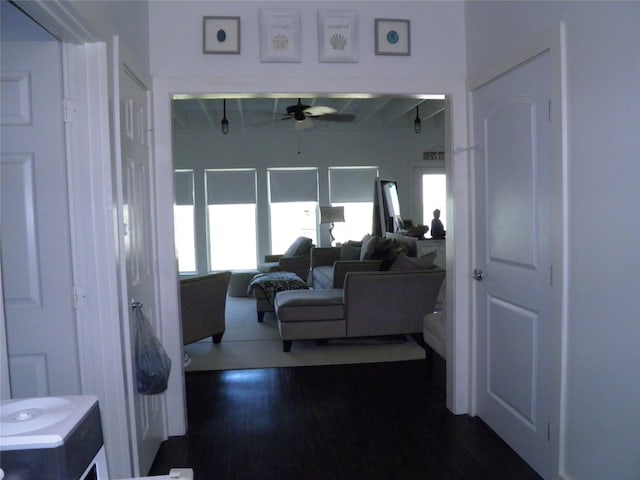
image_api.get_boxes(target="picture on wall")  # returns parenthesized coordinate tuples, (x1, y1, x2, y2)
(260, 8, 302, 62)
(318, 9, 359, 63)
(375, 18, 411, 56)
(203, 16, 241, 54)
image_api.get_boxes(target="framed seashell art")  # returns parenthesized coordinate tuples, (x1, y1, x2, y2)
(260, 9, 302, 62)
(318, 9, 359, 63)
(203, 16, 241, 54)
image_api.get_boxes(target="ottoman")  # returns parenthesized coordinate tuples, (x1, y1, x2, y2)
(248, 272, 309, 322)
(274, 289, 345, 352)
(228, 269, 260, 297)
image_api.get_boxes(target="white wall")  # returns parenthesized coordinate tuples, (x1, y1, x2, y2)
(68, 0, 151, 83)
(465, 2, 640, 479)
(150, 1, 465, 80)
(151, 0, 472, 418)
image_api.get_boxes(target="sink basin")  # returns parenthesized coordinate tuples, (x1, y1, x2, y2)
(0, 395, 97, 449)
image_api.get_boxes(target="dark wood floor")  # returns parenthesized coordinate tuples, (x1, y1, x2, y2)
(149, 358, 541, 480)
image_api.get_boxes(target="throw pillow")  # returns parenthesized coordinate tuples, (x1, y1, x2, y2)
(388, 252, 437, 271)
(413, 251, 437, 269)
(283, 236, 312, 257)
(339, 244, 361, 260)
(370, 237, 393, 260)
(359, 234, 378, 260)
(389, 238, 409, 258)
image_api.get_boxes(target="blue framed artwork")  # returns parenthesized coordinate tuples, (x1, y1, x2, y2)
(375, 19, 410, 56)
(203, 16, 241, 54)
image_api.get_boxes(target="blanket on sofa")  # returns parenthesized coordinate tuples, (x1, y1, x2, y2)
(248, 272, 309, 304)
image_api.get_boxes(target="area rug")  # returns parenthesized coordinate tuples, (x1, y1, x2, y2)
(183, 295, 426, 372)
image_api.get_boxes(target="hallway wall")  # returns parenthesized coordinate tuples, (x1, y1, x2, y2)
(465, 2, 640, 479)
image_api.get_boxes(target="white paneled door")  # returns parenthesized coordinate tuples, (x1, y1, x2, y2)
(1, 40, 80, 397)
(117, 65, 164, 476)
(473, 52, 553, 478)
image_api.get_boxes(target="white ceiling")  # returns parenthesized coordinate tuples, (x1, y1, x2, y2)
(172, 95, 445, 132)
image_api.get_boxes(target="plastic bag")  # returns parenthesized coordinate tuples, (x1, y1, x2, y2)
(135, 307, 171, 395)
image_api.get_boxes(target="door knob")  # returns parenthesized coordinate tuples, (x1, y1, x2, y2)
(472, 268, 484, 281)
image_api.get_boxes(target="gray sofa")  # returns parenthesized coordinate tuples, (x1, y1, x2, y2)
(311, 246, 382, 289)
(275, 267, 445, 352)
(179, 271, 231, 345)
(257, 236, 313, 283)
(311, 234, 411, 289)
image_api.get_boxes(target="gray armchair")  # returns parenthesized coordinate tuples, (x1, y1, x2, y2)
(179, 271, 231, 345)
(257, 236, 313, 283)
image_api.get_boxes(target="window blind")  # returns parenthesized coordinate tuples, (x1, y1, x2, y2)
(329, 167, 379, 203)
(206, 170, 257, 205)
(174, 170, 194, 205)
(269, 169, 318, 203)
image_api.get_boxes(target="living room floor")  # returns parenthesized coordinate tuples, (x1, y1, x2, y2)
(149, 359, 541, 479)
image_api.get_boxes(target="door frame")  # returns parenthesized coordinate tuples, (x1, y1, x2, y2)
(7, 1, 176, 477)
(154, 82, 471, 416)
(468, 22, 568, 477)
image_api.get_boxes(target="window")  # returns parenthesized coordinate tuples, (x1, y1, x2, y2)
(416, 168, 446, 237)
(173, 170, 196, 274)
(206, 169, 257, 270)
(328, 167, 379, 244)
(268, 169, 318, 253)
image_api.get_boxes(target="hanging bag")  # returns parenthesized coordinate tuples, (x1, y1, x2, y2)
(135, 306, 171, 395)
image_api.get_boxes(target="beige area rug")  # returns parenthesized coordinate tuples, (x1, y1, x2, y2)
(184, 295, 426, 372)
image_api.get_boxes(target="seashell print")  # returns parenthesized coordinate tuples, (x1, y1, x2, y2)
(272, 34, 289, 51)
(329, 34, 348, 50)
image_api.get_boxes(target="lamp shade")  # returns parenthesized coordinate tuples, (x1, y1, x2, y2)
(320, 206, 345, 224)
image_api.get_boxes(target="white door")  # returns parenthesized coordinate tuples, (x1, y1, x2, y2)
(1, 40, 81, 398)
(473, 52, 552, 478)
(117, 65, 164, 476)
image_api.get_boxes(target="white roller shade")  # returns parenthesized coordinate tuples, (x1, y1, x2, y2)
(329, 167, 378, 203)
(174, 170, 194, 205)
(269, 169, 318, 203)
(206, 170, 256, 205)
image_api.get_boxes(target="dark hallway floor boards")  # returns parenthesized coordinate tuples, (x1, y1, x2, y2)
(149, 359, 541, 480)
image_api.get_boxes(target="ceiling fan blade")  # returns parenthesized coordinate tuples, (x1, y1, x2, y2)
(304, 105, 337, 117)
(313, 113, 356, 122)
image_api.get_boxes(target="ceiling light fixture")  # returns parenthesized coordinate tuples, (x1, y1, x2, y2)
(414, 105, 421, 134)
(221, 99, 229, 134)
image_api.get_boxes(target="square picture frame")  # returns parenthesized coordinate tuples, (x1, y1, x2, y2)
(203, 16, 241, 54)
(375, 19, 411, 56)
(318, 9, 359, 63)
(260, 9, 302, 63)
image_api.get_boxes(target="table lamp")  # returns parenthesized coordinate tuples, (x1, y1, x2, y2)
(320, 206, 345, 246)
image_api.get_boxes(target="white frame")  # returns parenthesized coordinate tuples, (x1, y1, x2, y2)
(203, 16, 241, 54)
(318, 9, 359, 63)
(375, 19, 411, 56)
(259, 9, 302, 63)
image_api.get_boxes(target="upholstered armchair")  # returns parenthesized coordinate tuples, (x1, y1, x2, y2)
(179, 271, 231, 345)
(257, 236, 313, 283)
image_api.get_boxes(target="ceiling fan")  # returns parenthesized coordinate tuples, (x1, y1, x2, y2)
(284, 98, 356, 124)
